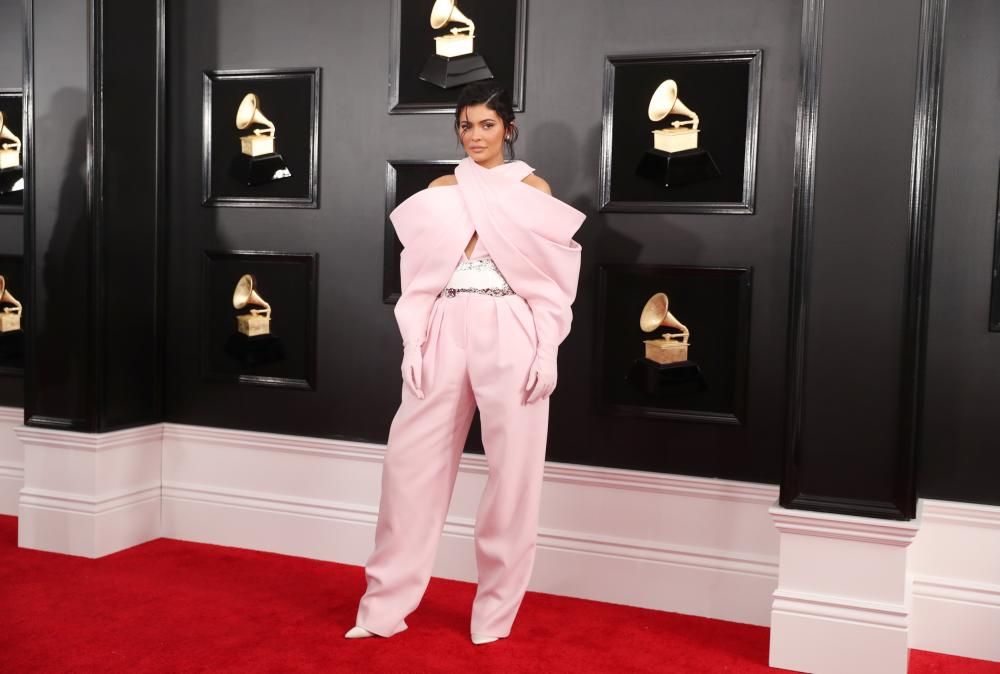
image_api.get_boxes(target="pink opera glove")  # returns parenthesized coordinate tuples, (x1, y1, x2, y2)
(401, 342, 425, 400)
(525, 344, 558, 404)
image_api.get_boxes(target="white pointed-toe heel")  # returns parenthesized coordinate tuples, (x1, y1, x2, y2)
(344, 625, 375, 639)
(470, 633, 499, 645)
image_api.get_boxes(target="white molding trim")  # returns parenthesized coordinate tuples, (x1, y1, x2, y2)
(0, 406, 23, 516)
(770, 505, 920, 546)
(912, 574, 1000, 609)
(16, 423, 163, 558)
(16, 423, 164, 451)
(161, 422, 781, 626)
(0, 406, 23, 423)
(162, 478, 780, 579)
(162, 423, 778, 505)
(910, 498, 1000, 662)
(773, 588, 909, 629)
(0, 459, 22, 481)
(920, 498, 1000, 528)
(20, 484, 161, 514)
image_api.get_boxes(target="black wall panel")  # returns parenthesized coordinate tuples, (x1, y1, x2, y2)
(792, 0, 923, 513)
(26, 0, 91, 425)
(98, 0, 162, 428)
(919, 0, 1000, 506)
(164, 0, 803, 484)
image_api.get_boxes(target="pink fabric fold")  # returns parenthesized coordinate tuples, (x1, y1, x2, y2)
(453, 157, 585, 354)
(388, 157, 585, 352)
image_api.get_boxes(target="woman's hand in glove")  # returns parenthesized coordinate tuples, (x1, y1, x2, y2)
(401, 342, 424, 400)
(525, 345, 557, 404)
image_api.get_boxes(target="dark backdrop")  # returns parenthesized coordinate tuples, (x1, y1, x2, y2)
(164, 0, 802, 484)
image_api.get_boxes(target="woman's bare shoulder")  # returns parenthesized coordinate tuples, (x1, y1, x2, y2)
(428, 174, 458, 188)
(521, 173, 552, 195)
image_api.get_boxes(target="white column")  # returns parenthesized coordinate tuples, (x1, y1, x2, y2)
(16, 424, 163, 558)
(768, 502, 919, 674)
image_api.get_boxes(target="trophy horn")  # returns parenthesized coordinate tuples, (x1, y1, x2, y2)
(0, 275, 21, 314)
(647, 80, 699, 130)
(0, 112, 20, 154)
(232, 274, 271, 319)
(430, 0, 475, 35)
(235, 93, 276, 137)
(639, 292, 688, 339)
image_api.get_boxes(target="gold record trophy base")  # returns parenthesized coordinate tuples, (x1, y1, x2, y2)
(652, 128, 699, 154)
(0, 149, 19, 170)
(237, 313, 270, 337)
(240, 135, 275, 157)
(0, 312, 20, 333)
(643, 338, 689, 365)
(434, 33, 474, 58)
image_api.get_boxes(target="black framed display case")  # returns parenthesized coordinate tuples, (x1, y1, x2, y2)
(596, 264, 752, 424)
(201, 250, 318, 390)
(202, 68, 320, 208)
(389, 0, 527, 114)
(0, 89, 24, 213)
(599, 50, 762, 214)
(383, 159, 460, 303)
(0, 254, 24, 376)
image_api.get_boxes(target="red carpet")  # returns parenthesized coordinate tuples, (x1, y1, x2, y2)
(0, 515, 996, 673)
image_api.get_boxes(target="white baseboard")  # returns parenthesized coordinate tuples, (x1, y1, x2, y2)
(161, 422, 781, 626)
(0, 406, 23, 516)
(16, 424, 163, 558)
(909, 499, 1000, 662)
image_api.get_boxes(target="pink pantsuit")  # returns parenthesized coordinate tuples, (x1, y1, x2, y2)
(355, 157, 585, 638)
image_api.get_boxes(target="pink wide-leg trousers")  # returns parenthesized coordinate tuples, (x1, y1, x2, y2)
(355, 291, 549, 638)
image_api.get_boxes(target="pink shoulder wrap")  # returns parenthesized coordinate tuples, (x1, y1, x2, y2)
(389, 157, 585, 353)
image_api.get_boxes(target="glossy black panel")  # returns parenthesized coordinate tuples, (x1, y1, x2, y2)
(919, 0, 1000, 507)
(97, 0, 163, 429)
(25, 0, 91, 427)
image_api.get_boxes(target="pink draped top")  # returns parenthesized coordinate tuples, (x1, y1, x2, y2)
(389, 157, 586, 356)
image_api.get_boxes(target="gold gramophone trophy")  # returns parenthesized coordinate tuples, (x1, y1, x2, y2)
(635, 80, 720, 187)
(627, 291, 706, 396)
(233, 93, 291, 186)
(0, 111, 24, 194)
(418, 0, 494, 89)
(0, 275, 21, 333)
(233, 274, 271, 336)
(640, 292, 689, 364)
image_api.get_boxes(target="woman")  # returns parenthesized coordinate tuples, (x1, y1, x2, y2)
(346, 82, 585, 645)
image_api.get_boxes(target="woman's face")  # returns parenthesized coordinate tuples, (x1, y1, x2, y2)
(458, 104, 509, 166)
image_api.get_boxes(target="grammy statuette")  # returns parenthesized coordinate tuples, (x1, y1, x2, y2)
(635, 79, 720, 188)
(233, 93, 291, 186)
(0, 111, 23, 194)
(418, 0, 494, 89)
(233, 273, 271, 336)
(640, 292, 689, 365)
(0, 275, 22, 333)
(224, 273, 285, 367)
(628, 291, 706, 397)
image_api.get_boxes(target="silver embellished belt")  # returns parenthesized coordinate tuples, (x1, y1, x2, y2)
(439, 257, 516, 298)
